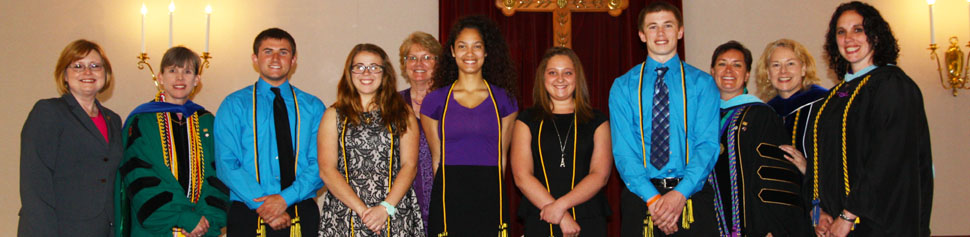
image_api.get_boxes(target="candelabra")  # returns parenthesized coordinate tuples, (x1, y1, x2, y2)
(929, 37, 970, 96)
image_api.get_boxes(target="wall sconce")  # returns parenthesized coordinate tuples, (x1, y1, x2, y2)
(137, 2, 213, 96)
(927, 0, 970, 96)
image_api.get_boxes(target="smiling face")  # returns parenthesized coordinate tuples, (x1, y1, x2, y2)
(835, 10, 874, 73)
(351, 51, 384, 97)
(543, 55, 577, 103)
(451, 28, 486, 75)
(64, 51, 106, 98)
(158, 64, 199, 105)
(252, 38, 296, 85)
(405, 44, 436, 83)
(768, 46, 806, 99)
(712, 49, 748, 99)
(639, 10, 684, 63)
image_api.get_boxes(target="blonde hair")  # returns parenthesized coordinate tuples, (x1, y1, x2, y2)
(54, 39, 113, 95)
(754, 39, 820, 100)
(398, 31, 442, 83)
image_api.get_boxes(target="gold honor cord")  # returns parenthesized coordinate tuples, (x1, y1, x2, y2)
(251, 83, 304, 237)
(437, 80, 507, 237)
(792, 110, 801, 149)
(340, 117, 395, 237)
(537, 113, 578, 237)
(811, 75, 870, 230)
(636, 61, 690, 237)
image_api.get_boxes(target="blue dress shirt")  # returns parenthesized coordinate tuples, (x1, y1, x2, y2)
(608, 55, 720, 203)
(214, 78, 325, 209)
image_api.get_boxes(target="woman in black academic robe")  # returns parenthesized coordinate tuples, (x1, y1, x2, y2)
(806, 2, 933, 236)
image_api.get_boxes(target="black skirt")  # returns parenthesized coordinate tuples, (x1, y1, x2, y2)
(428, 165, 510, 236)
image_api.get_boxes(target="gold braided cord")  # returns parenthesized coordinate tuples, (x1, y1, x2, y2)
(536, 113, 578, 237)
(841, 76, 871, 196)
(251, 84, 304, 236)
(484, 81, 509, 236)
(339, 116, 395, 236)
(438, 84, 455, 236)
(637, 63, 647, 167)
(811, 82, 844, 201)
(792, 110, 801, 149)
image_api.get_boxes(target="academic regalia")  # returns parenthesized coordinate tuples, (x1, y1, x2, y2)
(115, 99, 229, 237)
(711, 95, 812, 236)
(767, 84, 828, 132)
(802, 65, 933, 236)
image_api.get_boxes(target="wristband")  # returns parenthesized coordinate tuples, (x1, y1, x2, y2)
(380, 201, 397, 218)
(838, 212, 856, 222)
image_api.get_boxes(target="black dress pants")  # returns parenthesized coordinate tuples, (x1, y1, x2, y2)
(620, 181, 717, 237)
(227, 199, 319, 237)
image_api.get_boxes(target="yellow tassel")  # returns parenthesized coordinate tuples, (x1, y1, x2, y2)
(437, 232, 448, 237)
(851, 218, 860, 231)
(498, 223, 508, 237)
(681, 199, 694, 229)
(290, 216, 301, 237)
(644, 216, 654, 237)
(257, 217, 267, 237)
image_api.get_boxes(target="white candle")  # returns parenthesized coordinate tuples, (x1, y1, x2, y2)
(141, 4, 146, 53)
(168, 1, 175, 48)
(205, 5, 211, 52)
(929, 3, 935, 44)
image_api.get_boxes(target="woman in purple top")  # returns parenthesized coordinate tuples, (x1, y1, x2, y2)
(420, 16, 519, 236)
(397, 31, 441, 234)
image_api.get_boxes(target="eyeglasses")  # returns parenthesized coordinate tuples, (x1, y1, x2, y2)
(350, 64, 384, 74)
(404, 55, 437, 63)
(68, 63, 104, 73)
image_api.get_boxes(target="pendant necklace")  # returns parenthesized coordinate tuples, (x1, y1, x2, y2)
(550, 115, 574, 168)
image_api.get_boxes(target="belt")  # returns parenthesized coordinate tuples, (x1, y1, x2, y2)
(650, 177, 681, 190)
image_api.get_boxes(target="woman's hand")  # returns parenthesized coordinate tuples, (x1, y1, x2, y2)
(361, 205, 388, 234)
(558, 214, 581, 237)
(779, 145, 807, 175)
(539, 200, 568, 224)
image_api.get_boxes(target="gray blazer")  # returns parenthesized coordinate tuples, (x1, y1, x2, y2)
(19, 93, 123, 237)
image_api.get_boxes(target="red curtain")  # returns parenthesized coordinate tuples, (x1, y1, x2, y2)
(439, 1, 684, 236)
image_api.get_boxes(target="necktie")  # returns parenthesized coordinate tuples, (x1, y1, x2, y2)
(650, 67, 670, 170)
(271, 87, 296, 188)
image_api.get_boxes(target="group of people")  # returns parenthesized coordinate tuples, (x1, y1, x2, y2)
(19, 1, 932, 237)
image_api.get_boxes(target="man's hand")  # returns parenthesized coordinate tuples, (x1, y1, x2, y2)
(558, 214, 581, 237)
(539, 200, 568, 225)
(267, 212, 291, 231)
(650, 190, 686, 234)
(254, 194, 288, 220)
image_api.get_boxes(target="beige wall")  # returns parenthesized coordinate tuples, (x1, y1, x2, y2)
(3, 0, 966, 235)
(0, 0, 438, 230)
(684, 0, 970, 234)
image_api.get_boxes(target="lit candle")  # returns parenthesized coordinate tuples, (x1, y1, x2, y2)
(141, 3, 147, 53)
(205, 5, 211, 52)
(168, 1, 175, 48)
(929, 0, 936, 45)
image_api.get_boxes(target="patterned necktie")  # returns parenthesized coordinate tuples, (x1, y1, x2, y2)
(650, 67, 670, 170)
(271, 87, 296, 188)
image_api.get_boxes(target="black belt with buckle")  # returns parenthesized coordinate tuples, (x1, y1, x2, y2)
(650, 177, 682, 191)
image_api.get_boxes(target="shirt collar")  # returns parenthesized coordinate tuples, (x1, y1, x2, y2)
(256, 77, 292, 95)
(845, 65, 878, 82)
(645, 54, 682, 73)
(721, 94, 762, 109)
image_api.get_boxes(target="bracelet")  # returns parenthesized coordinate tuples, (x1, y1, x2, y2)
(380, 201, 397, 218)
(838, 212, 857, 222)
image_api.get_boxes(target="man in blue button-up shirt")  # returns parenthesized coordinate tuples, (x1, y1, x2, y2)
(215, 28, 325, 236)
(609, 2, 719, 236)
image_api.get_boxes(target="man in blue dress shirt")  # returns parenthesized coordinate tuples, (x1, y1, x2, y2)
(215, 28, 325, 236)
(609, 2, 719, 236)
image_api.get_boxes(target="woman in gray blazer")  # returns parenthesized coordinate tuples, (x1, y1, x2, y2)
(19, 39, 123, 237)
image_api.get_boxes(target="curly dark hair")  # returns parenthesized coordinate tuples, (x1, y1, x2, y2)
(433, 15, 518, 98)
(824, 1, 898, 80)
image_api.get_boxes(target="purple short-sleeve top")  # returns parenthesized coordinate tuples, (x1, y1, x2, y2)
(420, 83, 518, 167)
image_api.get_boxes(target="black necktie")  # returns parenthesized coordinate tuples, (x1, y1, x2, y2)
(271, 87, 296, 188)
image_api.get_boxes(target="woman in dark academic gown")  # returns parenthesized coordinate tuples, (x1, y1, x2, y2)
(709, 41, 811, 236)
(807, 2, 933, 236)
(753, 38, 828, 133)
(115, 47, 228, 237)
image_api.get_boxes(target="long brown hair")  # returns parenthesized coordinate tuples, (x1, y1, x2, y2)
(332, 43, 409, 133)
(532, 47, 593, 123)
